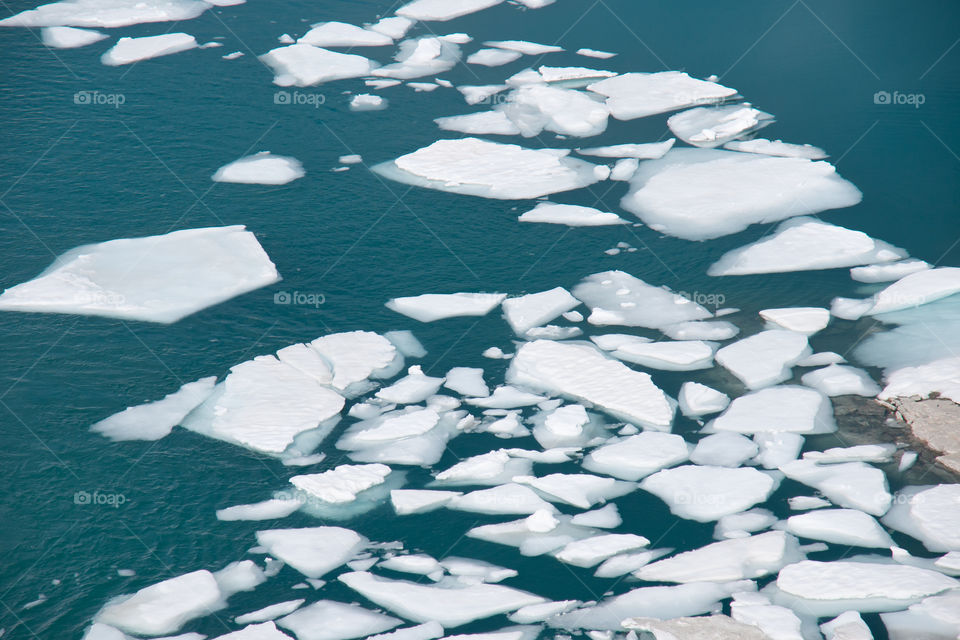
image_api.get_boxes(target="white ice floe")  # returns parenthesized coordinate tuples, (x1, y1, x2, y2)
(92, 376, 215, 441)
(641, 465, 777, 522)
(433, 450, 533, 486)
(576, 48, 615, 59)
(710, 217, 905, 275)
(368, 623, 444, 640)
(441, 557, 517, 584)
(235, 601, 305, 625)
(101, 33, 196, 65)
(517, 202, 625, 226)
(724, 137, 827, 159)
(878, 356, 960, 404)
(376, 369, 444, 404)
(41, 25, 106, 47)
(820, 611, 873, 640)
(509, 600, 580, 623)
(803, 444, 896, 464)
(882, 484, 960, 552)
(690, 433, 759, 467)
(386, 292, 506, 322)
(444, 367, 489, 397)
(467, 48, 522, 66)
(507, 339, 674, 430)
(773, 560, 958, 616)
(95, 570, 222, 636)
(373, 37, 460, 79)
(369, 16, 414, 40)
(436, 111, 521, 135)
(277, 600, 401, 640)
(715, 330, 810, 389)
(213, 152, 305, 185)
(484, 40, 562, 55)
(754, 432, 805, 470)
(623, 151, 863, 241)
(498, 85, 609, 137)
(571, 503, 621, 528)
(678, 382, 730, 418)
(0, 225, 279, 323)
(554, 533, 650, 567)
(458, 84, 509, 105)
(217, 498, 300, 521)
(309, 331, 401, 392)
(789, 496, 832, 511)
(391, 489, 461, 515)
(782, 509, 894, 548)
(779, 460, 891, 516)
(530, 403, 598, 449)
(290, 464, 391, 504)
(607, 339, 717, 371)
(514, 473, 636, 509)
(466, 385, 544, 408)
(2, 0, 217, 28)
(667, 105, 774, 148)
(609, 158, 639, 181)
(573, 270, 712, 329)
(638, 531, 802, 583)
(710, 385, 835, 434)
(587, 72, 738, 120)
(532, 65, 615, 84)
(729, 592, 805, 640)
(338, 571, 545, 627)
(379, 554, 442, 577)
(396, 0, 503, 21)
(261, 44, 375, 86)
(467, 511, 593, 556)
(351, 93, 387, 111)
(662, 320, 739, 341)
(801, 364, 881, 397)
(798, 352, 846, 367)
(577, 139, 675, 159)
(715, 509, 778, 539)
(850, 259, 930, 283)
(448, 483, 557, 515)
(759, 307, 830, 335)
(214, 621, 294, 639)
(256, 526, 365, 578)
(834, 267, 960, 320)
(582, 432, 690, 481)
(298, 22, 393, 47)
(502, 287, 579, 335)
(377, 137, 601, 199)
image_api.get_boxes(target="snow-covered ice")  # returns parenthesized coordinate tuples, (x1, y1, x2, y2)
(95, 570, 222, 636)
(517, 203, 625, 226)
(662, 320, 739, 341)
(709, 386, 836, 434)
(277, 600, 401, 640)
(553, 533, 650, 567)
(433, 450, 533, 486)
(572, 270, 712, 329)
(576, 48, 615, 59)
(582, 432, 690, 481)
(391, 489, 461, 515)
(373, 37, 460, 79)
(101, 33, 197, 65)
(690, 433, 759, 467)
(216, 498, 300, 521)
(2, 0, 215, 28)
(298, 22, 393, 47)
(587, 72, 738, 120)
(724, 138, 827, 159)
(577, 139, 675, 159)
(667, 105, 774, 148)
(782, 509, 894, 548)
(759, 307, 830, 335)
(715, 330, 810, 389)
(261, 44, 376, 86)
(850, 259, 930, 283)
(607, 339, 717, 371)
(92, 376, 215, 441)
(882, 484, 960, 552)
(351, 94, 388, 111)
(641, 465, 778, 522)
(467, 48, 522, 66)
(448, 483, 557, 515)
(497, 85, 609, 138)
(502, 287, 579, 335)
(779, 460, 891, 516)
(801, 364, 881, 397)
(255, 527, 366, 578)
(290, 464, 392, 504)
(396, 0, 504, 21)
(213, 152, 305, 185)
(678, 382, 730, 417)
(436, 111, 521, 135)
(835, 267, 960, 319)
(514, 472, 636, 509)
(386, 292, 506, 322)
(41, 25, 106, 47)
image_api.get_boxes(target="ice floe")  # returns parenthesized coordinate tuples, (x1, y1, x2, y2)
(261, 44, 376, 86)
(1, 0, 217, 28)
(572, 270, 712, 329)
(715, 330, 810, 389)
(662, 320, 739, 341)
(213, 152, 304, 185)
(587, 72, 738, 120)
(576, 48, 615, 59)
(373, 37, 460, 79)
(448, 483, 557, 515)
(255, 526, 365, 578)
(95, 570, 223, 636)
(517, 202, 625, 226)
(41, 25, 106, 47)
(217, 498, 300, 521)
(554, 533, 650, 567)
(690, 433, 759, 467)
(882, 484, 960, 552)
(833, 267, 960, 319)
(391, 489, 461, 515)
(781, 509, 894, 548)
(101, 33, 197, 65)
(501, 287, 579, 335)
(467, 48, 522, 66)
(667, 105, 774, 148)
(709, 385, 835, 434)
(779, 460, 891, 516)
(396, 0, 504, 21)
(290, 463, 391, 505)
(607, 339, 717, 371)
(369, 16, 414, 40)
(458, 84, 509, 105)
(514, 472, 636, 509)
(622, 151, 863, 241)
(277, 600, 401, 640)
(678, 382, 730, 418)
(637, 531, 802, 582)
(577, 139, 675, 159)
(497, 85, 609, 137)
(376, 137, 602, 199)
(92, 376, 215, 441)
(724, 138, 827, 159)
(433, 450, 533, 486)
(801, 364, 881, 397)
(759, 307, 830, 335)
(850, 259, 930, 283)
(298, 22, 394, 47)
(436, 111, 522, 135)
(386, 292, 506, 322)
(640, 465, 778, 522)
(350, 93, 388, 111)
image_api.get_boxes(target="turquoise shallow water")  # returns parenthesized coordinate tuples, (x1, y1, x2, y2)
(0, 0, 959, 637)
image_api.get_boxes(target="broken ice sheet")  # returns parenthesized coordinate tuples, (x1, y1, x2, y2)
(213, 152, 305, 185)
(587, 71, 738, 120)
(260, 44, 377, 86)
(572, 270, 712, 328)
(386, 292, 506, 322)
(667, 104, 774, 148)
(0, 225, 279, 323)
(297, 22, 394, 47)
(41, 25, 106, 48)
(517, 202, 626, 226)
(396, 0, 504, 21)
(1, 0, 227, 28)
(101, 33, 197, 66)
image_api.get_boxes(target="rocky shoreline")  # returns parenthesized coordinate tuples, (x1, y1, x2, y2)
(881, 396, 960, 476)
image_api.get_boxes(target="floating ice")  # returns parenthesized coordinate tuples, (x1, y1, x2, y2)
(277, 600, 401, 640)
(386, 292, 506, 322)
(834, 267, 960, 319)
(662, 320, 739, 341)
(850, 259, 930, 283)
(820, 611, 873, 640)
(507, 339, 674, 430)
(729, 592, 804, 640)
(637, 531, 802, 583)
(715, 330, 810, 389)
(759, 307, 830, 335)
(607, 339, 717, 371)
(789, 495, 832, 511)
(92, 376, 215, 441)
(448, 483, 557, 515)
(801, 364, 880, 397)
(0, 225, 279, 323)
(298, 22, 393, 47)
(573, 270, 712, 329)
(101, 33, 197, 65)
(373, 37, 460, 79)
(514, 473, 636, 509)
(369, 16, 414, 40)
(213, 152, 305, 185)
(782, 509, 894, 548)
(391, 489, 461, 515)
(667, 105, 774, 148)
(339, 571, 545, 627)
(467, 48, 522, 66)
(576, 48, 615, 59)
(690, 433, 759, 467)
(375, 138, 602, 199)
(235, 600, 305, 625)
(587, 72, 738, 120)
(41, 25, 106, 47)
(517, 203, 625, 226)
(214, 621, 294, 639)
(368, 623, 444, 640)
(484, 40, 562, 55)
(501, 287, 579, 335)
(582, 432, 690, 482)
(1, 0, 218, 28)
(497, 85, 609, 137)
(261, 44, 375, 86)
(255, 527, 366, 578)
(396, 0, 503, 21)
(571, 503, 621, 529)
(609, 158, 639, 181)
(623, 615, 770, 640)
(623, 151, 863, 241)
(710, 217, 906, 275)
(882, 485, 960, 552)
(290, 463, 391, 504)
(466, 385, 544, 408)
(441, 557, 517, 584)
(577, 140, 675, 159)
(709, 386, 835, 434)
(678, 382, 730, 418)
(444, 367, 489, 397)
(714, 509, 777, 539)
(435, 111, 521, 135)
(376, 369, 444, 405)
(803, 444, 896, 464)
(433, 450, 533, 486)
(554, 533, 650, 567)
(530, 403, 597, 449)
(779, 460, 891, 516)
(458, 84, 509, 105)
(724, 138, 827, 159)
(309, 331, 401, 393)
(95, 570, 222, 636)
(640, 465, 777, 522)
(217, 498, 300, 521)
(379, 554, 443, 578)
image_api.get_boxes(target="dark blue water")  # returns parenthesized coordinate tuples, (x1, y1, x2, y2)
(1, 0, 958, 637)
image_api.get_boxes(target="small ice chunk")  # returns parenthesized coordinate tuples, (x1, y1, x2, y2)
(607, 339, 717, 371)
(724, 138, 827, 159)
(554, 533, 650, 567)
(608, 158, 638, 182)
(255, 527, 366, 578)
(710, 385, 835, 434)
(277, 600, 401, 640)
(484, 40, 562, 55)
(391, 489, 461, 515)
(441, 557, 517, 584)
(518, 202, 625, 226)
(690, 433, 759, 467)
(448, 483, 557, 515)
(217, 498, 300, 521)
(467, 48, 522, 66)
(466, 385, 544, 408)
(839, 267, 960, 319)
(667, 105, 774, 148)
(101, 33, 197, 65)
(801, 365, 881, 397)
(458, 84, 509, 105)
(514, 473, 636, 509)
(290, 464, 391, 504)
(436, 111, 521, 136)
(882, 484, 960, 552)
(213, 152, 305, 185)
(369, 16, 414, 40)
(42, 25, 106, 48)
(386, 292, 506, 322)
(570, 503, 621, 529)
(850, 259, 930, 283)
(783, 509, 894, 548)
(711, 217, 904, 275)
(797, 352, 846, 367)
(678, 382, 730, 418)
(261, 44, 375, 87)
(0, 225, 280, 324)
(779, 459, 891, 516)
(298, 22, 393, 47)
(759, 307, 830, 335)
(222, 51, 244, 59)
(374, 37, 460, 79)
(379, 554, 442, 576)
(716, 330, 810, 389)
(820, 611, 873, 640)
(433, 450, 532, 486)
(583, 432, 689, 481)
(715, 508, 777, 539)
(309, 331, 401, 392)
(235, 600, 305, 625)
(576, 48, 615, 59)
(640, 465, 777, 522)
(497, 85, 609, 138)
(351, 94, 388, 111)
(376, 369, 444, 404)
(662, 320, 739, 341)
(95, 570, 222, 636)
(396, 0, 504, 21)
(502, 287, 579, 335)
(587, 72, 738, 120)
(573, 270, 712, 329)
(788, 496, 832, 510)
(577, 139, 675, 159)
(753, 432, 805, 469)
(92, 376, 216, 441)
(444, 367, 489, 397)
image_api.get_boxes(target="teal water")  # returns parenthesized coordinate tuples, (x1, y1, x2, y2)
(1, 0, 959, 637)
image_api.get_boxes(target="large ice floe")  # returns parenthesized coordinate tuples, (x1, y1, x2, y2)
(374, 138, 602, 199)
(572, 270, 712, 328)
(0, 0, 231, 28)
(495, 85, 610, 137)
(709, 217, 907, 275)
(213, 152, 305, 185)
(640, 465, 778, 522)
(297, 21, 394, 47)
(586, 72, 738, 120)
(667, 104, 774, 148)
(621, 149, 863, 240)
(101, 33, 197, 65)
(0, 225, 279, 323)
(372, 37, 460, 79)
(715, 330, 810, 389)
(260, 44, 376, 86)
